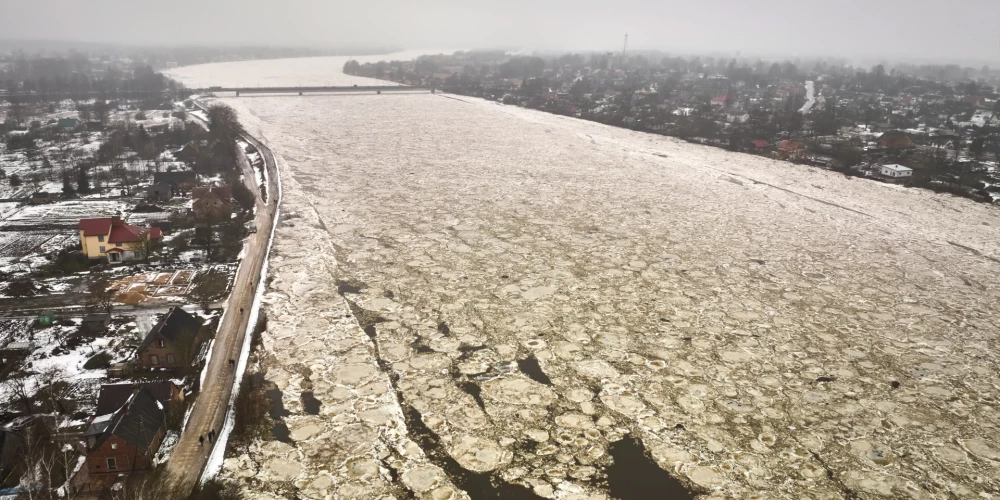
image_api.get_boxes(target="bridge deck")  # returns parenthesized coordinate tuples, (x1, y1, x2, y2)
(201, 85, 433, 94)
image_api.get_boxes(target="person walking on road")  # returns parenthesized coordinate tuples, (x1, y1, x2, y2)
(229, 359, 236, 369)
(199, 435, 204, 447)
(208, 430, 214, 444)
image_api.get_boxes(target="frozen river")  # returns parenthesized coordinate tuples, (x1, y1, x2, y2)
(168, 58, 1000, 499)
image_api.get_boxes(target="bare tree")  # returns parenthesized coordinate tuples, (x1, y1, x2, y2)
(4, 376, 34, 414)
(126, 230, 156, 263)
(88, 278, 115, 315)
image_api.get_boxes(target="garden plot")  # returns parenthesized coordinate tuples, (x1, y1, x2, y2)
(111, 269, 200, 305)
(1, 199, 128, 230)
(0, 231, 62, 258)
(0, 202, 20, 221)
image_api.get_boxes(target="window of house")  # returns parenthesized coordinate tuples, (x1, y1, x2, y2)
(111, 442, 117, 450)
(167, 354, 175, 364)
(98, 235, 104, 242)
(107, 458, 117, 470)
(151, 355, 159, 365)
(99, 246, 106, 253)
(157, 339, 164, 348)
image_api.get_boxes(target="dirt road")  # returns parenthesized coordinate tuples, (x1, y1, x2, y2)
(162, 125, 280, 493)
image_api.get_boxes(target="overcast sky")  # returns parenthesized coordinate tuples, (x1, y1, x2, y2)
(2, 0, 998, 64)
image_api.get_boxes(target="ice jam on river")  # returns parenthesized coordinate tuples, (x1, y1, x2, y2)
(168, 56, 1000, 499)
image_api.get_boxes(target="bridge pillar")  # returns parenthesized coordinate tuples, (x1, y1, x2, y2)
(236, 91, 240, 96)
(299, 92, 303, 96)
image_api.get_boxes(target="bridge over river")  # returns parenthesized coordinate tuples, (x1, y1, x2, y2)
(199, 85, 435, 96)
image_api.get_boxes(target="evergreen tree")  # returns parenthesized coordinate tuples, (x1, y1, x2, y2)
(61, 170, 75, 197)
(77, 165, 91, 194)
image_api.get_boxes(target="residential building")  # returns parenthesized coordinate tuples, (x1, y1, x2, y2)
(135, 307, 203, 370)
(81, 314, 111, 335)
(152, 171, 197, 195)
(57, 118, 80, 130)
(879, 164, 913, 179)
(83, 382, 183, 448)
(146, 182, 174, 202)
(84, 388, 166, 478)
(77, 216, 162, 263)
(192, 185, 232, 219)
(29, 192, 57, 205)
(777, 140, 808, 160)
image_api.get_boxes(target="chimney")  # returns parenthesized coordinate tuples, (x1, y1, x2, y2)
(111, 215, 123, 227)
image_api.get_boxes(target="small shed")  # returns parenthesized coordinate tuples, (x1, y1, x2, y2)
(29, 192, 57, 205)
(82, 314, 111, 335)
(57, 118, 80, 130)
(37, 311, 56, 327)
(880, 164, 913, 179)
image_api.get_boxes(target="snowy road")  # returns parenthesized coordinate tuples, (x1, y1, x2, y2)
(799, 80, 815, 114)
(161, 120, 281, 494)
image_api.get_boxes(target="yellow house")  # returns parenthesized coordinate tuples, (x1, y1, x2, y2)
(77, 216, 162, 263)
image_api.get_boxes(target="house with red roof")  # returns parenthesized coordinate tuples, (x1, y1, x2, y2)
(77, 216, 162, 263)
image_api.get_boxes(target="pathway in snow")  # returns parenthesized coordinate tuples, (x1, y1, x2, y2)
(799, 80, 815, 114)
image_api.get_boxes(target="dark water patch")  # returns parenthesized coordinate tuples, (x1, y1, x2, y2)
(302, 391, 321, 415)
(401, 405, 543, 499)
(336, 280, 364, 295)
(264, 383, 293, 443)
(605, 436, 695, 500)
(265, 385, 290, 419)
(459, 381, 486, 410)
(517, 356, 552, 385)
(412, 342, 434, 353)
(383, 290, 395, 299)
(271, 422, 291, 443)
(815, 376, 837, 383)
(364, 325, 377, 341)
(437, 321, 450, 335)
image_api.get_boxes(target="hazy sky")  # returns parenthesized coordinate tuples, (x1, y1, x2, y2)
(2, 0, 998, 63)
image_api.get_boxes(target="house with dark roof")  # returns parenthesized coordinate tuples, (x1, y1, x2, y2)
(84, 387, 166, 478)
(95, 382, 182, 417)
(192, 185, 232, 219)
(84, 382, 182, 449)
(28, 191, 57, 205)
(81, 314, 111, 335)
(153, 171, 197, 195)
(77, 216, 162, 263)
(146, 182, 174, 202)
(135, 307, 203, 370)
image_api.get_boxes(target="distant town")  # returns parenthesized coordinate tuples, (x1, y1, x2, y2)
(345, 50, 1000, 204)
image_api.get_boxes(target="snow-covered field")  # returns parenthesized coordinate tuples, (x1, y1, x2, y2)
(171, 59, 1000, 499)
